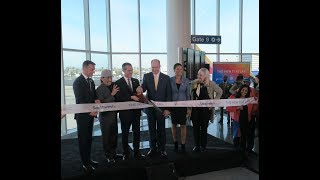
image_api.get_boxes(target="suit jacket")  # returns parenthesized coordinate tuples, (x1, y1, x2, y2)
(142, 72, 172, 103)
(96, 83, 117, 120)
(73, 74, 97, 119)
(114, 77, 141, 117)
(170, 76, 190, 101)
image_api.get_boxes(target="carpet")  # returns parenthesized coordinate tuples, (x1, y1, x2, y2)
(61, 126, 239, 179)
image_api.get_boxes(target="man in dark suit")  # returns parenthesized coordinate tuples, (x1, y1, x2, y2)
(73, 60, 100, 173)
(137, 59, 172, 159)
(114, 62, 145, 160)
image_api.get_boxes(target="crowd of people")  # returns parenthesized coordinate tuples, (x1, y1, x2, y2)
(67, 59, 259, 174)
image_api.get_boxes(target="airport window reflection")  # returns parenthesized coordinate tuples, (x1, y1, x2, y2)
(61, 0, 85, 50)
(63, 51, 86, 131)
(195, 0, 217, 53)
(141, 54, 167, 80)
(112, 54, 140, 81)
(140, 0, 167, 52)
(110, 0, 139, 52)
(89, 0, 108, 52)
(243, 0, 259, 53)
(220, 0, 239, 53)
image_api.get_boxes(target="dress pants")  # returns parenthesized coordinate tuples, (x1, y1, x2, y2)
(191, 108, 210, 148)
(120, 110, 141, 154)
(147, 108, 166, 151)
(76, 116, 94, 165)
(99, 112, 118, 158)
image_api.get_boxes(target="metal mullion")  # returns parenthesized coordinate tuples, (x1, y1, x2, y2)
(83, 0, 91, 60)
(106, 0, 112, 69)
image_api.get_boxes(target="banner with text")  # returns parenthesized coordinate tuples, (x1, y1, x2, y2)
(62, 98, 257, 114)
(212, 62, 250, 84)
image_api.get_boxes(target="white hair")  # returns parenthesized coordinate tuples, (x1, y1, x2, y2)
(198, 68, 210, 86)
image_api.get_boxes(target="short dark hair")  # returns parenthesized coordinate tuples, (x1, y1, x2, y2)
(122, 62, 132, 71)
(82, 60, 96, 68)
(173, 63, 183, 70)
(235, 75, 244, 82)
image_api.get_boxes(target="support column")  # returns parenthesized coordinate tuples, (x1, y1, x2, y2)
(166, 0, 191, 77)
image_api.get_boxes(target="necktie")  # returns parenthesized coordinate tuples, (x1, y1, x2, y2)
(87, 78, 92, 91)
(154, 75, 158, 91)
(127, 78, 133, 91)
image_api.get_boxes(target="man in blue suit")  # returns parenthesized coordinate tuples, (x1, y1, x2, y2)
(137, 59, 172, 159)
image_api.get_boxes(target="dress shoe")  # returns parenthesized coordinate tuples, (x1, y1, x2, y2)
(82, 164, 95, 174)
(106, 157, 115, 163)
(200, 147, 207, 152)
(181, 144, 186, 153)
(123, 154, 130, 160)
(90, 160, 99, 168)
(174, 141, 178, 152)
(192, 146, 200, 152)
(134, 152, 146, 160)
(146, 149, 156, 158)
(115, 154, 124, 160)
(160, 151, 168, 159)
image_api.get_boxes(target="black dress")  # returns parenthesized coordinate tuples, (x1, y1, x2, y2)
(170, 83, 187, 125)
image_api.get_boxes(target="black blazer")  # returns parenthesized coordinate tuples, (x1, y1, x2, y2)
(142, 72, 172, 102)
(73, 74, 97, 119)
(114, 77, 141, 117)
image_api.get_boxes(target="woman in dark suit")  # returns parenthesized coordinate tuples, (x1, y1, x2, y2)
(169, 63, 190, 153)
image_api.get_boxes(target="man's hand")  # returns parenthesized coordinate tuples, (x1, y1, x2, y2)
(186, 109, 191, 118)
(111, 84, 119, 96)
(163, 110, 170, 117)
(95, 99, 101, 103)
(237, 106, 243, 110)
(131, 95, 140, 102)
(136, 86, 143, 94)
(89, 111, 98, 117)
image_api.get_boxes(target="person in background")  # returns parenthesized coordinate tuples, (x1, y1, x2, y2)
(243, 77, 257, 154)
(73, 60, 100, 173)
(96, 69, 119, 163)
(137, 59, 172, 159)
(218, 75, 232, 125)
(190, 68, 222, 152)
(169, 63, 190, 153)
(226, 84, 254, 156)
(229, 74, 244, 95)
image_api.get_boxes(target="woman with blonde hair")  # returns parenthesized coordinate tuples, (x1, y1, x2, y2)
(189, 68, 222, 152)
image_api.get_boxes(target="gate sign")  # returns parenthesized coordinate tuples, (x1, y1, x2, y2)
(191, 35, 221, 44)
